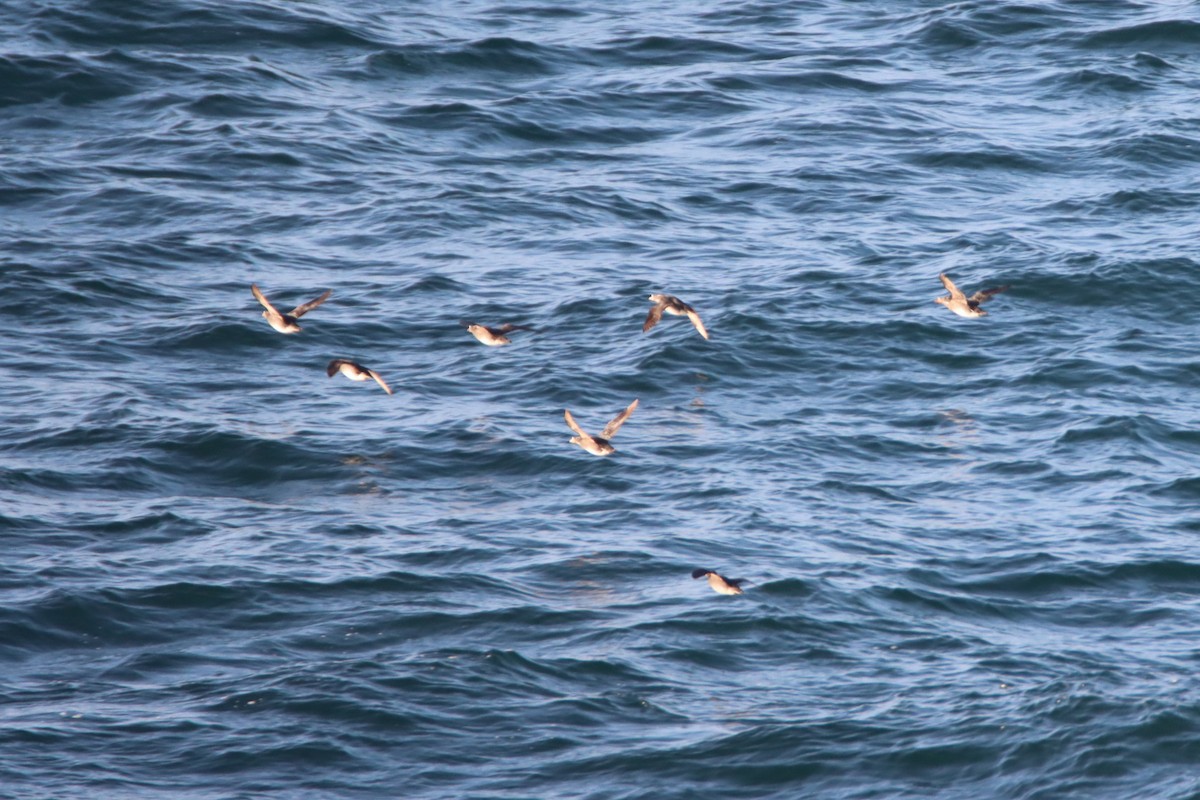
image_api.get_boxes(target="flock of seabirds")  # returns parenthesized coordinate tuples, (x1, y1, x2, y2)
(250, 272, 1008, 597)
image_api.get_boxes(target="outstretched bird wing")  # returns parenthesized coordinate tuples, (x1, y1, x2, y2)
(289, 289, 332, 318)
(368, 369, 393, 395)
(564, 409, 588, 437)
(251, 284, 283, 319)
(643, 305, 664, 333)
(685, 309, 710, 340)
(564, 409, 598, 448)
(600, 398, 639, 440)
(938, 273, 966, 302)
(968, 285, 1008, 304)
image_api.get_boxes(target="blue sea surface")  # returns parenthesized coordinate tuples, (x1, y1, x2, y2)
(3, 1, 1200, 797)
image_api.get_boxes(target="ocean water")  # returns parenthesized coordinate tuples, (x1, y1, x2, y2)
(3, 0, 1200, 797)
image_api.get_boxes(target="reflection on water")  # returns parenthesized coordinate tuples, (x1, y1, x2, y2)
(937, 408, 981, 457)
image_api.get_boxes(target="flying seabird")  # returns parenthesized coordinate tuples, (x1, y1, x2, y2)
(460, 321, 536, 347)
(644, 294, 709, 340)
(326, 359, 393, 395)
(691, 568, 744, 595)
(564, 399, 639, 456)
(252, 284, 332, 334)
(934, 274, 1008, 319)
